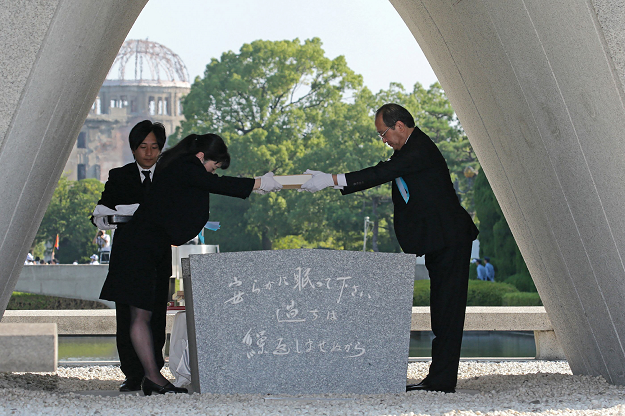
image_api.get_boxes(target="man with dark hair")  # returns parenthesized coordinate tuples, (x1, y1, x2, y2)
(375, 103, 416, 130)
(484, 257, 495, 282)
(301, 103, 478, 393)
(91, 120, 170, 392)
(476, 258, 487, 281)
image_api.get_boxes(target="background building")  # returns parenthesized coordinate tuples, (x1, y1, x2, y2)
(64, 39, 190, 182)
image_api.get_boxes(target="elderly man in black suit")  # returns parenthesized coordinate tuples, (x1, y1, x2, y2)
(91, 120, 170, 392)
(301, 103, 478, 393)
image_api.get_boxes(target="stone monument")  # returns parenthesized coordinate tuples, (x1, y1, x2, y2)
(183, 249, 415, 394)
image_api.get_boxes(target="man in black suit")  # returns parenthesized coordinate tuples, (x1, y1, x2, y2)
(92, 120, 170, 392)
(301, 103, 478, 393)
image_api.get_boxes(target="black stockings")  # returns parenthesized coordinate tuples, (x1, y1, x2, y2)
(129, 306, 169, 386)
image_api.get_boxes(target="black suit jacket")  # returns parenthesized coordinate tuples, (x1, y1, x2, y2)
(97, 162, 146, 209)
(133, 155, 255, 246)
(95, 162, 171, 275)
(342, 127, 478, 255)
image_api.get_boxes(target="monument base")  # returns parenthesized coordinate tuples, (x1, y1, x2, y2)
(183, 249, 415, 394)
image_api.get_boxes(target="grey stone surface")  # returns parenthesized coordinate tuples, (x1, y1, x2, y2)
(184, 249, 414, 394)
(16, 265, 113, 308)
(1, 310, 178, 336)
(410, 307, 553, 332)
(534, 330, 566, 361)
(414, 257, 429, 280)
(591, 0, 625, 86)
(411, 306, 564, 360)
(0, 0, 148, 315)
(414, 264, 430, 280)
(0, 0, 58, 148)
(0, 323, 57, 372)
(391, 0, 625, 384)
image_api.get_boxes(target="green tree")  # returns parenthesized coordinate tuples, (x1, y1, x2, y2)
(473, 171, 534, 291)
(175, 38, 363, 250)
(34, 176, 104, 264)
(175, 38, 479, 253)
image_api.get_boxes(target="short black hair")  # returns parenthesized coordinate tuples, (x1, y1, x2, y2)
(375, 103, 415, 128)
(129, 120, 166, 151)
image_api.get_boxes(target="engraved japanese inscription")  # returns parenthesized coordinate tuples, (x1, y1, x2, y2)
(185, 249, 415, 394)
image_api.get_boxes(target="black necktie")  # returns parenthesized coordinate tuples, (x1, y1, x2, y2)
(142, 170, 151, 192)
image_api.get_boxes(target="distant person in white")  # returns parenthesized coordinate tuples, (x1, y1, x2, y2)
(93, 230, 111, 250)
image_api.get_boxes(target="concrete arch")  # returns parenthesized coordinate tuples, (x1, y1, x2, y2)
(1, 0, 624, 384)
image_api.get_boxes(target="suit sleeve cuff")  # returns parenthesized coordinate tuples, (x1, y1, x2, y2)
(333, 173, 347, 189)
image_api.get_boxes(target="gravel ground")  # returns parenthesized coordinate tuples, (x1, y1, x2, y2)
(0, 361, 624, 415)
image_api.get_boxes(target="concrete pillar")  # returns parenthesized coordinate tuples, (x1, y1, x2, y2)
(391, 0, 625, 383)
(534, 330, 566, 361)
(0, 0, 148, 312)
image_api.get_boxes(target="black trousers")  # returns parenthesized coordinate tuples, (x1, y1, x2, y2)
(116, 254, 171, 380)
(423, 240, 473, 388)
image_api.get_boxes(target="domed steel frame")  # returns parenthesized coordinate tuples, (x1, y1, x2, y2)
(110, 39, 189, 83)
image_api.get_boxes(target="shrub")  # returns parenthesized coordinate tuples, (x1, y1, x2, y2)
(468, 262, 478, 280)
(474, 172, 531, 283)
(502, 292, 543, 306)
(413, 280, 430, 306)
(413, 280, 519, 306)
(466, 280, 518, 306)
(7, 292, 109, 310)
(504, 273, 536, 292)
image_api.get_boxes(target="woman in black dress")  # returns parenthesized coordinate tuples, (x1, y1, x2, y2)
(100, 133, 281, 395)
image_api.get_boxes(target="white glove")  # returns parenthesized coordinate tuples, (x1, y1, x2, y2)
(93, 215, 117, 230)
(258, 172, 282, 193)
(299, 169, 335, 193)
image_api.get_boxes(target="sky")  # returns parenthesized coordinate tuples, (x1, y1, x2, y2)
(124, 0, 438, 94)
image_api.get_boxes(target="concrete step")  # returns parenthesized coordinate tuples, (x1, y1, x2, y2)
(0, 323, 57, 372)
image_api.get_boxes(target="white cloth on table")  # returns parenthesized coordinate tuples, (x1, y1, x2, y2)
(169, 311, 191, 387)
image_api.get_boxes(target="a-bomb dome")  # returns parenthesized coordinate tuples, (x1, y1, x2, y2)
(107, 39, 190, 85)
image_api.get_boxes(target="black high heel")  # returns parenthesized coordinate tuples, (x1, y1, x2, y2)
(141, 377, 188, 396)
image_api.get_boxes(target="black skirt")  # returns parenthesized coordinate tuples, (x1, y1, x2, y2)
(100, 219, 171, 311)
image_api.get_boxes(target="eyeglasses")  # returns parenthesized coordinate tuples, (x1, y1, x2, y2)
(378, 125, 393, 140)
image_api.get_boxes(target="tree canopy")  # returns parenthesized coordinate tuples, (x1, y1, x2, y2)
(473, 172, 533, 291)
(175, 38, 368, 250)
(34, 176, 104, 264)
(172, 38, 479, 253)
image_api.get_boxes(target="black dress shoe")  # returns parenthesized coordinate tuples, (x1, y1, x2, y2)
(406, 380, 455, 393)
(141, 377, 188, 396)
(119, 377, 143, 392)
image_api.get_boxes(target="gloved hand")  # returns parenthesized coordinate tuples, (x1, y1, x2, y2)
(299, 169, 335, 193)
(93, 216, 117, 230)
(258, 172, 282, 193)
